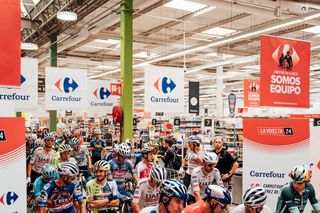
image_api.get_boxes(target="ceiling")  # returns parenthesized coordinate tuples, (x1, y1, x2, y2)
(21, 0, 320, 111)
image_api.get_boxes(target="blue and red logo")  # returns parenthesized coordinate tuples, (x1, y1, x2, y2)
(55, 77, 78, 93)
(0, 191, 19, 206)
(20, 75, 26, 85)
(153, 77, 176, 94)
(93, 87, 111, 100)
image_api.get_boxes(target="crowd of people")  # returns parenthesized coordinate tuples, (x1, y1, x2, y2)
(25, 128, 320, 213)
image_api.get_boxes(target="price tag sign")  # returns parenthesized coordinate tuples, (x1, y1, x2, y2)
(152, 119, 157, 125)
(174, 118, 180, 126)
(313, 118, 320, 126)
(204, 119, 212, 127)
(0, 130, 6, 142)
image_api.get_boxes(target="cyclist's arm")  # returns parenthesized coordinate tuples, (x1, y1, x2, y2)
(105, 180, 120, 207)
(128, 161, 139, 183)
(73, 181, 85, 212)
(190, 170, 201, 201)
(87, 195, 110, 208)
(308, 184, 320, 212)
(181, 154, 188, 168)
(132, 180, 143, 213)
(37, 184, 50, 213)
(214, 169, 224, 187)
(33, 178, 43, 198)
(28, 150, 38, 177)
(84, 147, 92, 169)
(275, 187, 300, 213)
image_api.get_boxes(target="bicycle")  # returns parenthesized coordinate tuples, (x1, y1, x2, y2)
(27, 186, 36, 213)
(118, 194, 133, 213)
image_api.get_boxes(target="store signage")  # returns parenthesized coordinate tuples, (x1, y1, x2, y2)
(144, 66, 184, 112)
(65, 110, 72, 116)
(243, 118, 310, 211)
(260, 35, 310, 108)
(45, 67, 87, 110)
(110, 83, 122, 96)
(133, 118, 137, 126)
(155, 112, 164, 116)
(313, 119, 320, 126)
(204, 119, 212, 127)
(174, 118, 180, 126)
(0, 118, 26, 212)
(244, 79, 260, 107)
(87, 80, 119, 113)
(228, 93, 236, 117)
(152, 119, 157, 125)
(0, 58, 38, 111)
(289, 114, 320, 118)
(189, 81, 199, 114)
(0, 0, 20, 87)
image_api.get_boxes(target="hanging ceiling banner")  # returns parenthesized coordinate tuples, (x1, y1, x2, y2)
(0, 58, 38, 111)
(244, 79, 260, 107)
(144, 66, 184, 113)
(260, 35, 310, 108)
(87, 80, 119, 113)
(45, 67, 87, 110)
(228, 93, 236, 117)
(0, 0, 20, 87)
(188, 81, 199, 114)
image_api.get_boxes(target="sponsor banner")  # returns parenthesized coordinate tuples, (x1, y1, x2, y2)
(0, 0, 20, 87)
(244, 79, 260, 107)
(144, 66, 184, 112)
(45, 67, 87, 110)
(110, 83, 122, 96)
(260, 35, 310, 108)
(188, 81, 199, 114)
(243, 118, 310, 211)
(0, 58, 38, 111)
(0, 118, 26, 212)
(310, 125, 320, 198)
(289, 114, 320, 119)
(87, 80, 119, 113)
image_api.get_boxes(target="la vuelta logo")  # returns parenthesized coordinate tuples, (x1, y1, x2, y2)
(51, 77, 81, 102)
(91, 87, 113, 107)
(0, 191, 19, 206)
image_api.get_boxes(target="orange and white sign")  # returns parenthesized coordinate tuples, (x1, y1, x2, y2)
(244, 79, 260, 107)
(260, 35, 310, 108)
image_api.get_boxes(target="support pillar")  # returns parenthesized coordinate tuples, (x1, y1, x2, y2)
(49, 33, 57, 132)
(120, 0, 133, 141)
(216, 66, 224, 117)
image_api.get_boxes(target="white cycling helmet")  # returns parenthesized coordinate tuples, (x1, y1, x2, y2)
(188, 135, 201, 145)
(44, 132, 56, 140)
(160, 179, 188, 203)
(289, 165, 309, 183)
(62, 129, 71, 136)
(203, 152, 218, 164)
(142, 143, 154, 154)
(59, 144, 72, 153)
(243, 186, 267, 208)
(205, 185, 232, 205)
(57, 162, 79, 177)
(26, 133, 33, 141)
(94, 129, 102, 135)
(117, 143, 131, 157)
(34, 139, 44, 147)
(70, 138, 80, 146)
(150, 166, 167, 182)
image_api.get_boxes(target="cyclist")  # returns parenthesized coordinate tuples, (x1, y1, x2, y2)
(104, 144, 118, 162)
(37, 162, 85, 213)
(55, 128, 72, 148)
(26, 133, 35, 160)
(275, 165, 320, 213)
(184, 185, 232, 213)
(231, 186, 272, 213)
(70, 137, 92, 179)
(86, 160, 119, 213)
(132, 166, 167, 213)
(33, 164, 58, 199)
(28, 132, 59, 183)
(188, 152, 223, 204)
(140, 179, 188, 213)
(135, 144, 154, 179)
(55, 144, 77, 165)
(90, 129, 106, 164)
(29, 139, 44, 156)
(108, 143, 138, 197)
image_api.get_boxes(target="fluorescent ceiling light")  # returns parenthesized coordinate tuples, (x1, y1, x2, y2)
(202, 27, 237, 36)
(302, 25, 320, 34)
(32, 0, 40, 5)
(57, 11, 77, 21)
(193, 6, 216, 17)
(133, 52, 158, 58)
(21, 4, 28, 17)
(21, 42, 38, 50)
(94, 39, 120, 45)
(164, 0, 208, 12)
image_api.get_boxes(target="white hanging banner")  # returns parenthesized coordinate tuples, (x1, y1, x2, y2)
(45, 67, 87, 110)
(0, 58, 38, 111)
(144, 66, 184, 113)
(87, 80, 119, 113)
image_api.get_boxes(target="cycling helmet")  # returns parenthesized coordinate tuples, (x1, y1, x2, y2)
(62, 129, 71, 136)
(243, 186, 267, 208)
(125, 138, 131, 144)
(150, 166, 167, 182)
(289, 165, 309, 183)
(34, 139, 44, 147)
(32, 134, 38, 141)
(112, 144, 119, 153)
(57, 162, 79, 177)
(26, 133, 33, 141)
(70, 138, 80, 146)
(117, 143, 131, 157)
(205, 185, 232, 205)
(188, 135, 201, 145)
(94, 129, 102, 135)
(44, 132, 56, 140)
(142, 144, 154, 154)
(42, 164, 56, 178)
(160, 179, 188, 201)
(59, 144, 72, 153)
(94, 160, 110, 171)
(203, 152, 218, 164)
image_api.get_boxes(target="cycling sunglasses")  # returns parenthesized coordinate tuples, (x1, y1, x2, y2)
(245, 205, 258, 211)
(206, 163, 216, 167)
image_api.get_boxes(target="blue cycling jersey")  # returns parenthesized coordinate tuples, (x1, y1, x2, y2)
(38, 180, 83, 213)
(33, 173, 59, 198)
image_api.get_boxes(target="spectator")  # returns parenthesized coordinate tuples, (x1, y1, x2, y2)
(89, 129, 106, 164)
(161, 139, 175, 169)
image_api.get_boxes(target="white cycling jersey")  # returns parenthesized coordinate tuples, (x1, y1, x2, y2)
(133, 178, 160, 209)
(188, 166, 223, 198)
(231, 204, 273, 213)
(135, 161, 153, 179)
(30, 147, 58, 173)
(140, 204, 159, 213)
(186, 150, 203, 175)
(72, 145, 90, 166)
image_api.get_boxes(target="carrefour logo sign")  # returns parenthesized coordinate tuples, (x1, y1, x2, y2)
(151, 76, 179, 103)
(0, 75, 30, 101)
(91, 87, 113, 107)
(51, 77, 81, 102)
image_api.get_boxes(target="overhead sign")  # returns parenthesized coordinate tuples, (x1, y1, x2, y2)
(0, 58, 38, 111)
(0, 0, 20, 87)
(189, 81, 199, 114)
(0, 118, 26, 212)
(174, 118, 180, 126)
(313, 119, 320, 127)
(228, 93, 236, 117)
(243, 118, 310, 211)
(110, 83, 122, 96)
(144, 66, 184, 112)
(45, 67, 87, 110)
(204, 119, 212, 127)
(87, 80, 119, 113)
(260, 35, 310, 108)
(244, 79, 260, 107)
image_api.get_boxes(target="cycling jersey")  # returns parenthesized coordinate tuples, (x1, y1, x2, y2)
(133, 178, 160, 209)
(55, 138, 71, 147)
(86, 178, 119, 213)
(72, 145, 90, 166)
(30, 147, 59, 173)
(90, 139, 106, 157)
(184, 200, 206, 213)
(33, 174, 59, 198)
(135, 161, 153, 179)
(186, 151, 203, 175)
(26, 141, 35, 157)
(108, 158, 135, 196)
(37, 180, 83, 213)
(140, 204, 159, 213)
(188, 167, 223, 198)
(231, 204, 273, 213)
(276, 181, 320, 213)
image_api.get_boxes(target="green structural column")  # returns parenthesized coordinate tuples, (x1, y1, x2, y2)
(16, 112, 22, 117)
(120, 0, 133, 141)
(49, 33, 57, 132)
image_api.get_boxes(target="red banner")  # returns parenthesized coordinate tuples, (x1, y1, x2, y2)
(260, 35, 310, 108)
(0, 0, 21, 87)
(244, 79, 260, 107)
(110, 83, 122, 96)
